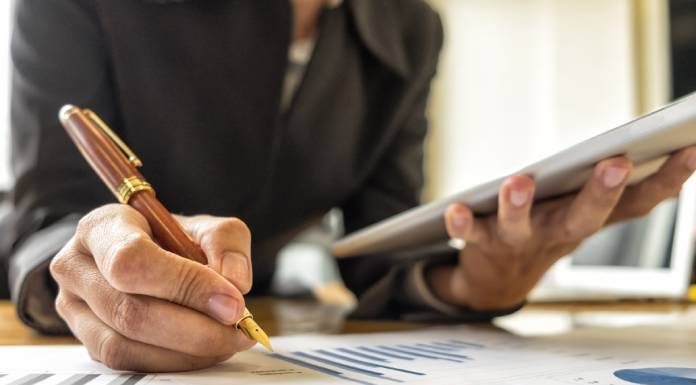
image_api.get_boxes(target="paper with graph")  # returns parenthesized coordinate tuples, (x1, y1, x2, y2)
(0, 325, 694, 385)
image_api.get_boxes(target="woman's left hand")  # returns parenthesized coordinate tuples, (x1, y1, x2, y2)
(427, 146, 696, 311)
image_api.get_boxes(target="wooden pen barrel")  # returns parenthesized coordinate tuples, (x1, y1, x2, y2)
(130, 191, 207, 264)
(59, 105, 208, 265)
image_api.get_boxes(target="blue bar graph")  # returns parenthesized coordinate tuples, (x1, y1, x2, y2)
(315, 350, 425, 376)
(357, 347, 414, 361)
(378, 346, 463, 363)
(416, 343, 458, 352)
(398, 345, 471, 360)
(337, 348, 389, 363)
(293, 352, 402, 382)
(272, 353, 378, 385)
(449, 340, 484, 349)
(268, 338, 481, 385)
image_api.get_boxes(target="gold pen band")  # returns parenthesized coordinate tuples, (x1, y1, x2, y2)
(117, 176, 154, 204)
(234, 308, 254, 330)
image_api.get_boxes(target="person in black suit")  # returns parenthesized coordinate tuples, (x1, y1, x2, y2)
(2, 0, 695, 372)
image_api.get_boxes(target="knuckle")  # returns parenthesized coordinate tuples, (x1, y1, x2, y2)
(50, 246, 85, 283)
(574, 227, 597, 240)
(216, 218, 251, 242)
(54, 291, 70, 319)
(76, 204, 121, 235)
(76, 211, 99, 237)
(49, 250, 71, 280)
(110, 295, 148, 335)
(174, 261, 207, 305)
(97, 331, 130, 370)
(105, 233, 149, 291)
(560, 222, 587, 241)
(565, 222, 597, 240)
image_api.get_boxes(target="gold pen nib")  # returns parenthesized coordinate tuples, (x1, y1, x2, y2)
(236, 308, 273, 351)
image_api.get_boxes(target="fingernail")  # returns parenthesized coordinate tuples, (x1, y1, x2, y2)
(222, 252, 249, 284)
(510, 189, 529, 207)
(687, 153, 696, 171)
(452, 213, 470, 230)
(603, 166, 629, 188)
(208, 294, 242, 324)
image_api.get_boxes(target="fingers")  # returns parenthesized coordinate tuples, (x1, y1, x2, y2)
(50, 249, 255, 358)
(55, 290, 229, 372)
(610, 146, 696, 222)
(560, 156, 632, 240)
(444, 203, 489, 244)
(73, 205, 245, 325)
(445, 174, 535, 246)
(177, 215, 253, 294)
(496, 175, 535, 244)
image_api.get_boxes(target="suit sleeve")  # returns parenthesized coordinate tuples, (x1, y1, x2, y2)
(338, 10, 521, 322)
(0, 0, 117, 333)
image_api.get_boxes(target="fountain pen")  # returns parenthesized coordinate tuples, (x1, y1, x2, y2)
(58, 105, 272, 351)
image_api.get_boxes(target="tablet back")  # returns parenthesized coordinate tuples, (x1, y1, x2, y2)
(333, 91, 696, 257)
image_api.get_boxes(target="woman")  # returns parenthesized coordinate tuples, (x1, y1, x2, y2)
(2, 0, 695, 372)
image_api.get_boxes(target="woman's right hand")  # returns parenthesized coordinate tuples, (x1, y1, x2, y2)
(50, 204, 256, 372)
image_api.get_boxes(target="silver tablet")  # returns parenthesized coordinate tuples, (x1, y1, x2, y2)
(333, 91, 696, 258)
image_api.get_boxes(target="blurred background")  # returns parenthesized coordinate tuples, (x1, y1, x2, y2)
(0, 1, 694, 301)
(0, 1, 689, 200)
(1, 2, 11, 192)
(424, 0, 673, 199)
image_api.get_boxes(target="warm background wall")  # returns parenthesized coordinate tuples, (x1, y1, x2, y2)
(424, 0, 670, 200)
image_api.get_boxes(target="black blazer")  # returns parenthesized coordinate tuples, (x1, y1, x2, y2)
(3, 0, 509, 333)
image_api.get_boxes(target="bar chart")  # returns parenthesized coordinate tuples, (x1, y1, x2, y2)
(0, 325, 694, 385)
(270, 339, 480, 385)
(0, 339, 482, 385)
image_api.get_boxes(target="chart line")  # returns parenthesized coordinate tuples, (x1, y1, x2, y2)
(55, 374, 100, 385)
(399, 345, 471, 360)
(7, 374, 53, 385)
(430, 342, 464, 349)
(449, 340, 484, 349)
(294, 352, 403, 383)
(416, 343, 458, 352)
(105, 374, 145, 385)
(315, 350, 425, 376)
(379, 346, 463, 363)
(358, 347, 414, 361)
(271, 353, 377, 385)
(337, 348, 389, 363)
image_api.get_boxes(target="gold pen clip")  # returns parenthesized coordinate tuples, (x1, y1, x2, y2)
(83, 109, 143, 168)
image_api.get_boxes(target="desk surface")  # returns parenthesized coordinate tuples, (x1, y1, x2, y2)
(0, 298, 694, 346)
